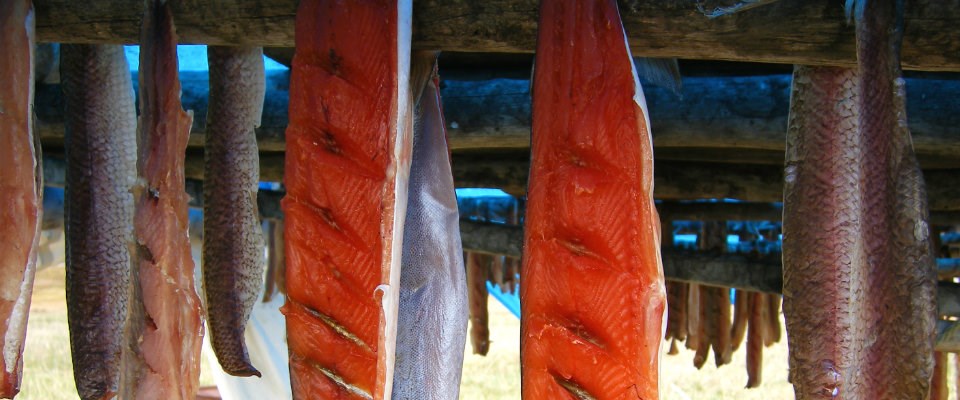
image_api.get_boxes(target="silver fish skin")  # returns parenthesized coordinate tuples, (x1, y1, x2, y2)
(203, 45, 266, 378)
(61, 44, 137, 400)
(392, 51, 469, 399)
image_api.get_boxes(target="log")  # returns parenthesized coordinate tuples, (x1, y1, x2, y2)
(33, 0, 960, 71)
(267, 51, 951, 80)
(657, 201, 960, 225)
(36, 70, 289, 152)
(658, 202, 782, 221)
(455, 220, 960, 320)
(41, 154, 960, 218)
(459, 220, 522, 258)
(447, 157, 960, 211)
(441, 75, 960, 168)
(264, 49, 538, 81)
(33, 193, 960, 322)
(36, 72, 960, 168)
(665, 251, 782, 294)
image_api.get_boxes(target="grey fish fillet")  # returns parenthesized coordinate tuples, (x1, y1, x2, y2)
(61, 44, 137, 400)
(0, 1, 41, 397)
(392, 51, 468, 399)
(782, 1, 936, 398)
(203, 46, 266, 378)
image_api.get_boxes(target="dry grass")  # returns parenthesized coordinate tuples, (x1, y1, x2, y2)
(19, 268, 958, 399)
(458, 296, 793, 399)
(19, 265, 216, 400)
(460, 300, 521, 400)
(459, 297, 958, 400)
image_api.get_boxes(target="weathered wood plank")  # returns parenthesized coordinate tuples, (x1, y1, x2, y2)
(36, 72, 960, 167)
(36, 70, 290, 152)
(35, 185, 960, 296)
(656, 202, 960, 225)
(41, 150, 960, 211)
(33, 0, 960, 71)
(441, 75, 960, 167)
(658, 201, 783, 221)
(457, 220, 787, 292)
(449, 156, 960, 211)
(457, 219, 960, 318)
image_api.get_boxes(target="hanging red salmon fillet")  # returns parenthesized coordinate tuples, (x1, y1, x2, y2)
(0, 1, 40, 397)
(131, 0, 205, 397)
(521, 0, 666, 398)
(281, 0, 413, 398)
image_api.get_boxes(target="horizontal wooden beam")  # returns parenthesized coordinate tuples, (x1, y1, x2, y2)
(33, 0, 960, 71)
(656, 202, 960, 228)
(459, 220, 960, 321)
(442, 75, 960, 168)
(455, 155, 960, 211)
(35, 188, 960, 310)
(458, 219, 783, 293)
(37, 189, 960, 348)
(658, 201, 783, 221)
(40, 153, 960, 212)
(37, 71, 960, 169)
(460, 220, 523, 258)
(36, 70, 289, 152)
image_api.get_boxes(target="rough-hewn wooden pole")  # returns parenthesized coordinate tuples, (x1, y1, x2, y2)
(35, 72, 960, 167)
(33, 0, 960, 71)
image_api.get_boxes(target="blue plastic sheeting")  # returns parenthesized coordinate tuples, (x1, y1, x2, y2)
(124, 45, 288, 72)
(672, 221, 783, 254)
(459, 190, 523, 319)
(673, 232, 780, 254)
(455, 188, 511, 198)
(43, 186, 64, 210)
(487, 281, 521, 319)
(258, 182, 282, 191)
(457, 193, 521, 225)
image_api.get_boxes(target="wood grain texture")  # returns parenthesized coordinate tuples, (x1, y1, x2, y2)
(39, 152, 960, 212)
(32, 0, 960, 70)
(34, 73, 960, 167)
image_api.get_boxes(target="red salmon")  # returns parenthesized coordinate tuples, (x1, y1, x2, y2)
(522, 0, 666, 398)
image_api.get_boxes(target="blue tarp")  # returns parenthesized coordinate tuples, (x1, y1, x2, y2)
(487, 282, 521, 318)
(458, 190, 523, 319)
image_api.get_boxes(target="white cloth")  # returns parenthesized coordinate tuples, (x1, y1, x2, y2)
(203, 293, 291, 400)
